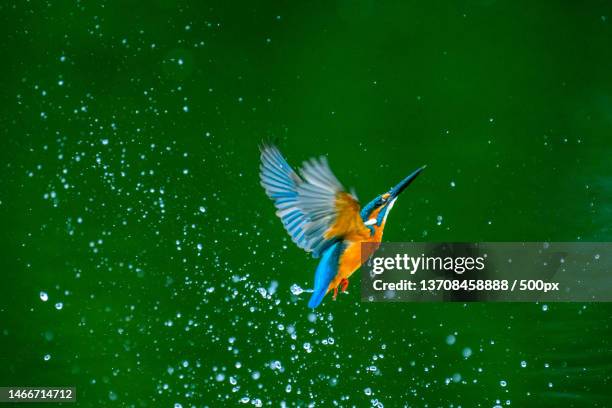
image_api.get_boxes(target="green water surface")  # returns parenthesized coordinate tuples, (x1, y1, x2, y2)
(1, 1, 611, 406)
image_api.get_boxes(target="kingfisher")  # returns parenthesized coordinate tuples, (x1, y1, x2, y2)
(259, 145, 425, 308)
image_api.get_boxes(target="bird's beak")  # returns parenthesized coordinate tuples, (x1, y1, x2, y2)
(389, 165, 426, 200)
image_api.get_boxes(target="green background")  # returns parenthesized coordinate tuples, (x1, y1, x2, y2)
(1, 0, 611, 406)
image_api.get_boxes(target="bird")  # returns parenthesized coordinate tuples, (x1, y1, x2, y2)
(259, 145, 425, 308)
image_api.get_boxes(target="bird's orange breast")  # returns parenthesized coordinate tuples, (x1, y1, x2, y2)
(327, 218, 387, 291)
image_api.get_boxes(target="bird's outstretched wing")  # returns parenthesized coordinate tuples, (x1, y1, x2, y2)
(259, 145, 370, 257)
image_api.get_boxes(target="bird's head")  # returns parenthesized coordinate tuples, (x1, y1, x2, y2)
(361, 166, 426, 227)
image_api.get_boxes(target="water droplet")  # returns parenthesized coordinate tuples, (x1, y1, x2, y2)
(40, 291, 49, 302)
(290, 284, 304, 296)
(446, 334, 456, 345)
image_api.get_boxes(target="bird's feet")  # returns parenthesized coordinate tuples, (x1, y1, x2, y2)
(340, 278, 349, 293)
(332, 280, 349, 300)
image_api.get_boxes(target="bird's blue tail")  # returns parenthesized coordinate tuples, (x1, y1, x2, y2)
(308, 242, 342, 308)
